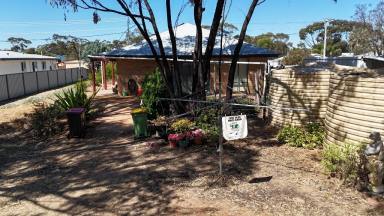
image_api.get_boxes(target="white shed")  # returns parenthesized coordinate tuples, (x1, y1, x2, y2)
(0, 51, 58, 75)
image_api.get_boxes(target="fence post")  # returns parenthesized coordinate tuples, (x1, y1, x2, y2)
(64, 69, 67, 84)
(35, 71, 40, 92)
(46, 70, 50, 89)
(56, 69, 59, 86)
(5, 74, 10, 100)
(70, 68, 73, 83)
(21, 72, 26, 95)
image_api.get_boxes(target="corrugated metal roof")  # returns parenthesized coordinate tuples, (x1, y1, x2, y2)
(100, 23, 279, 58)
(0, 51, 58, 60)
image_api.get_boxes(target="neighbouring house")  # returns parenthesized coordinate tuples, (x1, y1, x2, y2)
(58, 60, 89, 69)
(363, 56, 384, 69)
(89, 23, 279, 100)
(0, 51, 58, 75)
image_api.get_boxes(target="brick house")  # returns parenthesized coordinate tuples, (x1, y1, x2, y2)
(89, 23, 279, 99)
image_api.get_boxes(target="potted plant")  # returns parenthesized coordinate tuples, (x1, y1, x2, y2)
(150, 116, 168, 139)
(168, 133, 184, 148)
(131, 107, 148, 138)
(170, 118, 195, 148)
(191, 129, 204, 145)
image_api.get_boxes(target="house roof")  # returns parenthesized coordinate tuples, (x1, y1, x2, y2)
(95, 23, 279, 59)
(0, 51, 58, 61)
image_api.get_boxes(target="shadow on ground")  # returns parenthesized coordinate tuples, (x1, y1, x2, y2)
(0, 95, 261, 215)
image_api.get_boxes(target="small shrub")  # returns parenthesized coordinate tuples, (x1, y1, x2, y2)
(321, 143, 365, 185)
(277, 122, 324, 149)
(141, 68, 169, 119)
(170, 118, 195, 134)
(28, 102, 65, 139)
(55, 80, 97, 116)
(195, 108, 220, 142)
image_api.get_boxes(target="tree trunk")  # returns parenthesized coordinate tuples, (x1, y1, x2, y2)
(193, 0, 204, 99)
(166, 0, 182, 97)
(225, 0, 260, 104)
(203, 0, 225, 92)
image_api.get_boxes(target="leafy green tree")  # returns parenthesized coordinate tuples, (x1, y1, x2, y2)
(299, 19, 359, 56)
(245, 32, 292, 55)
(7, 37, 32, 52)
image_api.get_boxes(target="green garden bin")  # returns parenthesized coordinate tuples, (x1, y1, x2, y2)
(131, 109, 148, 138)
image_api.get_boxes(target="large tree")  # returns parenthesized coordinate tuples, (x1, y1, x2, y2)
(36, 34, 88, 60)
(349, 1, 384, 56)
(7, 37, 32, 52)
(245, 32, 292, 55)
(299, 19, 359, 56)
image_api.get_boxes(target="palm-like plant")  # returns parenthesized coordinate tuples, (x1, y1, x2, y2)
(55, 80, 98, 115)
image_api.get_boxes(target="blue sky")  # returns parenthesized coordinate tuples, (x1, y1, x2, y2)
(0, 0, 380, 49)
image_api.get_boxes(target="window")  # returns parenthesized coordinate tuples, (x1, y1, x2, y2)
(32, 62, 38, 72)
(233, 64, 249, 92)
(42, 61, 46, 70)
(20, 61, 26, 72)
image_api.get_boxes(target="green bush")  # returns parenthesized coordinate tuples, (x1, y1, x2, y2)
(321, 143, 365, 184)
(277, 122, 324, 149)
(27, 102, 64, 139)
(140, 68, 168, 119)
(195, 107, 220, 142)
(55, 80, 97, 116)
(170, 118, 195, 133)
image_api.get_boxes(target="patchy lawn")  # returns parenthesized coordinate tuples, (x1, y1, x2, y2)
(0, 94, 383, 216)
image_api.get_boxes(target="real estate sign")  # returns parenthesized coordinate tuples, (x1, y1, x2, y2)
(222, 115, 248, 141)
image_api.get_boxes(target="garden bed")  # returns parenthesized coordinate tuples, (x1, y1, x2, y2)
(0, 94, 383, 215)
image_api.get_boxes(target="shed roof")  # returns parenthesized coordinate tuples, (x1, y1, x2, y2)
(0, 51, 58, 61)
(95, 23, 279, 59)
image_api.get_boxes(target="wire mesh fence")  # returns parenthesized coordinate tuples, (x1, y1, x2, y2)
(0, 67, 88, 102)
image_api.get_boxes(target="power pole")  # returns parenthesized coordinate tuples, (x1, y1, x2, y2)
(323, 19, 332, 59)
(323, 20, 328, 59)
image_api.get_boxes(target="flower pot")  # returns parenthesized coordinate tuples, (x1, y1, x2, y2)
(192, 129, 204, 145)
(155, 125, 167, 139)
(168, 133, 184, 148)
(193, 136, 202, 145)
(169, 139, 178, 148)
(178, 139, 189, 148)
(137, 86, 143, 97)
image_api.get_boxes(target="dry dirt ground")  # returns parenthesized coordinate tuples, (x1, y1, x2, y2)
(0, 92, 383, 216)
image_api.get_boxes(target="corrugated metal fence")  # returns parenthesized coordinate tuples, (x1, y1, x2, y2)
(269, 65, 384, 145)
(0, 67, 88, 102)
(324, 73, 384, 145)
(269, 66, 332, 125)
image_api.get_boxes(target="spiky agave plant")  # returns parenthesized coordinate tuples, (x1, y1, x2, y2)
(55, 80, 98, 115)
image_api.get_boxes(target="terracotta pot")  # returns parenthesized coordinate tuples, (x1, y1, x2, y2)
(193, 136, 202, 145)
(169, 140, 178, 148)
(137, 86, 143, 96)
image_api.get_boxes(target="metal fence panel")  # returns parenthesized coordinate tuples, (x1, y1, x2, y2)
(24, 72, 38, 94)
(71, 69, 78, 82)
(83, 68, 88, 79)
(48, 70, 58, 88)
(0, 75, 8, 101)
(57, 70, 66, 86)
(65, 69, 73, 84)
(7, 74, 24, 99)
(37, 71, 49, 91)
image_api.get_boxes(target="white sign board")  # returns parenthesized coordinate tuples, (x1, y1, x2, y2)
(222, 115, 248, 141)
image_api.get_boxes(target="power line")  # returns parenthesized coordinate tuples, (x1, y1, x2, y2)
(0, 31, 128, 43)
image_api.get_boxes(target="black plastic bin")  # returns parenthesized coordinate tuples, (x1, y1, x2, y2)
(66, 108, 86, 138)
